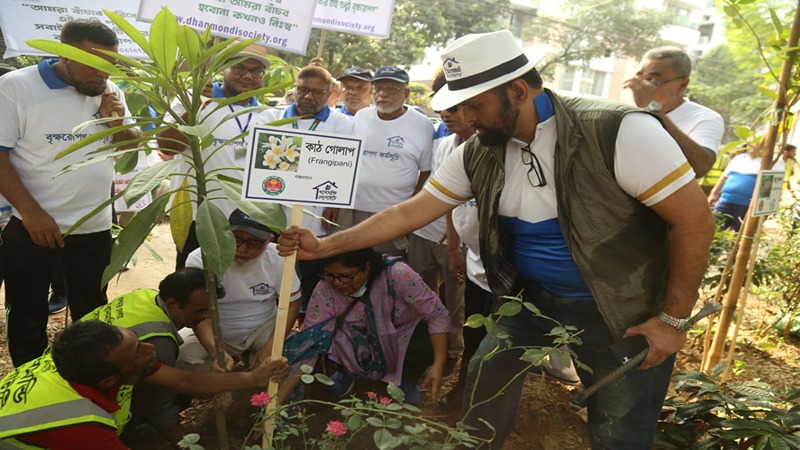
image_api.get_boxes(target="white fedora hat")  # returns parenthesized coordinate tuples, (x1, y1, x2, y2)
(431, 30, 546, 111)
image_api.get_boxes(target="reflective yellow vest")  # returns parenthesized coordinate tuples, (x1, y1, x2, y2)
(0, 353, 133, 448)
(80, 289, 178, 344)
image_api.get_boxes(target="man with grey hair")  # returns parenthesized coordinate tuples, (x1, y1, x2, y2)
(625, 46, 724, 177)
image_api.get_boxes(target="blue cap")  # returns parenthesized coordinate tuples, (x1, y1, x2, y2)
(338, 67, 373, 82)
(372, 65, 409, 84)
(229, 209, 271, 240)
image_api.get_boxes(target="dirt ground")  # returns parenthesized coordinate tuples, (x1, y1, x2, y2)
(1, 222, 798, 450)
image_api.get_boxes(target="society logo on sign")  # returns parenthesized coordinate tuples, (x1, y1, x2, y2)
(262, 176, 286, 196)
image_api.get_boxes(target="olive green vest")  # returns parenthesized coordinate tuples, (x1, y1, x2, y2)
(463, 89, 670, 339)
(0, 353, 133, 447)
(80, 289, 179, 344)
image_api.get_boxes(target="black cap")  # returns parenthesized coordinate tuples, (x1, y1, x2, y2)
(338, 67, 373, 82)
(228, 209, 271, 240)
(372, 65, 409, 84)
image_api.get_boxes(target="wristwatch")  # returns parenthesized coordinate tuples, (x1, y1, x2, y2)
(645, 100, 663, 113)
(657, 311, 692, 333)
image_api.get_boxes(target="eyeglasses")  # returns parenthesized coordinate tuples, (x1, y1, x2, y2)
(235, 236, 267, 249)
(230, 65, 266, 77)
(647, 75, 686, 87)
(320, 269, 363, 283)
(434, 105, 459, 114)
(342, 84, 370, 93)
(295, 86, 330, 98)
(373, 85, 404, 95)
(520, 145, 547, 188)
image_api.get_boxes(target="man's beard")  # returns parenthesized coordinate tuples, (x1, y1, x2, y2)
(65, 61, 105, 97)
(474, 92, 519, 147)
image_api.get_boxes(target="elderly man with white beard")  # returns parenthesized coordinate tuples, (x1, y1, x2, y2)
(177, 209, 301, 373)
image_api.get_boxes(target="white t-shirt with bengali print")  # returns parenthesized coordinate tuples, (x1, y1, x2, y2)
(185, 243, 301, 345)
(352, 107, 433, 213)
(0, 60, 134, 233)
(425, 107, 694, 299)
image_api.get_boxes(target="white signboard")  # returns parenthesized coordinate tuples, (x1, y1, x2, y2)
(0, 0, 151, 59)
(312, 0, 394, 39)
(137, 0, 317, 55)
(242, 127, 363, 207)
(752, 170, 785, 217)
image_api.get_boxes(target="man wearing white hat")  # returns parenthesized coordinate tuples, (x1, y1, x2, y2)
(158, 42, 276, 269)
(277, 30, 714, 449)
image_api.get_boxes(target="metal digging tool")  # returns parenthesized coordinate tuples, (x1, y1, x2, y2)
(573, 302, 723, 404)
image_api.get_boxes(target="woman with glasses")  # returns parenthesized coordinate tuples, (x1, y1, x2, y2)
(282, 247, 450, 404)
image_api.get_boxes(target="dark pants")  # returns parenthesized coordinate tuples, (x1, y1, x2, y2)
(714, 201, 750, 231)
(1, 217, 111, 366)
(402, 321, 433, 383)
(463, 282, 674, 450)
(174, 221, 199, 270)
(450, 279, 495, 395)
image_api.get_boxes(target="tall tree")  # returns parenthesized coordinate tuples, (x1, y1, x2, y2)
(523, 0, 670, 79)
(691, 0, 798, 137)
(280, 0, 512, 76)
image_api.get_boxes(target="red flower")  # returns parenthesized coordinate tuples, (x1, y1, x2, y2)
(326, 420, 347, 437)
(250, 392, 271, 407)
(367, 391, 377, 399)
(379, 396, 392, 405)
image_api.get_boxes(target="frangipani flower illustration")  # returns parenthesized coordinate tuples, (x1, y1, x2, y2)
(257, 133, 301, 172)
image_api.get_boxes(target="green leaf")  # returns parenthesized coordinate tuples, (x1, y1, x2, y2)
(103, 9, 152, 56)
(55, 122, 140, 160)
(124, 160, 182, 207)
(523, 302, 541, 315)
(314, 373, 334, 385)
(496, 300, 522, 316)
(758, 86, 778, 99)
(464, 313, 486, 328)
(373, 429, 395, 450)
(386, 382, 405, 403)
(177, 123, 213, 139)
(195, 201, 235, 279)
(24, 40, 123, 76)
(149, 8, 179, 76)
(114, 151, 139, 175)
(299, 364, 313, 374)
(102, 196, 168, 285)
(300, 374, 314, 384)
(347, 413, 362, 430)
(217, 178, 287, 232)
(176, 26, 202, 68)
(366, 417, 384, 427)
(170, 181, 194, 252)
(768, 8, 784, 36)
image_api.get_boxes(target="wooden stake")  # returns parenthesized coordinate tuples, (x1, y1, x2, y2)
(263, 205, 304, 448)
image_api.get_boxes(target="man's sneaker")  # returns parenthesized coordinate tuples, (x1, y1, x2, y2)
(441, 357, 459, 380)
(329, 372, 355, 398)
(48, 293, 68, 315)
(529, 354, 581, 385)
(398, 380, 421, 405)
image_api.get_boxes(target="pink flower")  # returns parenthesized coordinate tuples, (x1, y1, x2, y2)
(379, 396, 392, 405)
(250, 392, 271, 407)
(326, 420, 347, 436)
(367, 391, 377, 399)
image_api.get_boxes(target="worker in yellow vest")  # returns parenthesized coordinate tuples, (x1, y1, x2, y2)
(78, 267, 212, 445)
(0, 320, 287, 449)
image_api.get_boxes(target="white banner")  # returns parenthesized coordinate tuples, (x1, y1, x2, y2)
(137, 0, 317, 55)
(0, 0, 151, 59)
(242, 127, 363, 207)
(312, 0, 394, 39)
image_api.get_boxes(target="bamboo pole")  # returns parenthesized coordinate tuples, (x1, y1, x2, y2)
(721, 216, 764, 381)
(263, 205, 304, 448)
(704, 1, 800, 370)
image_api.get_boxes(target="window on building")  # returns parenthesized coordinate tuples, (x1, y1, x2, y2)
(559, 66, 608, 97)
